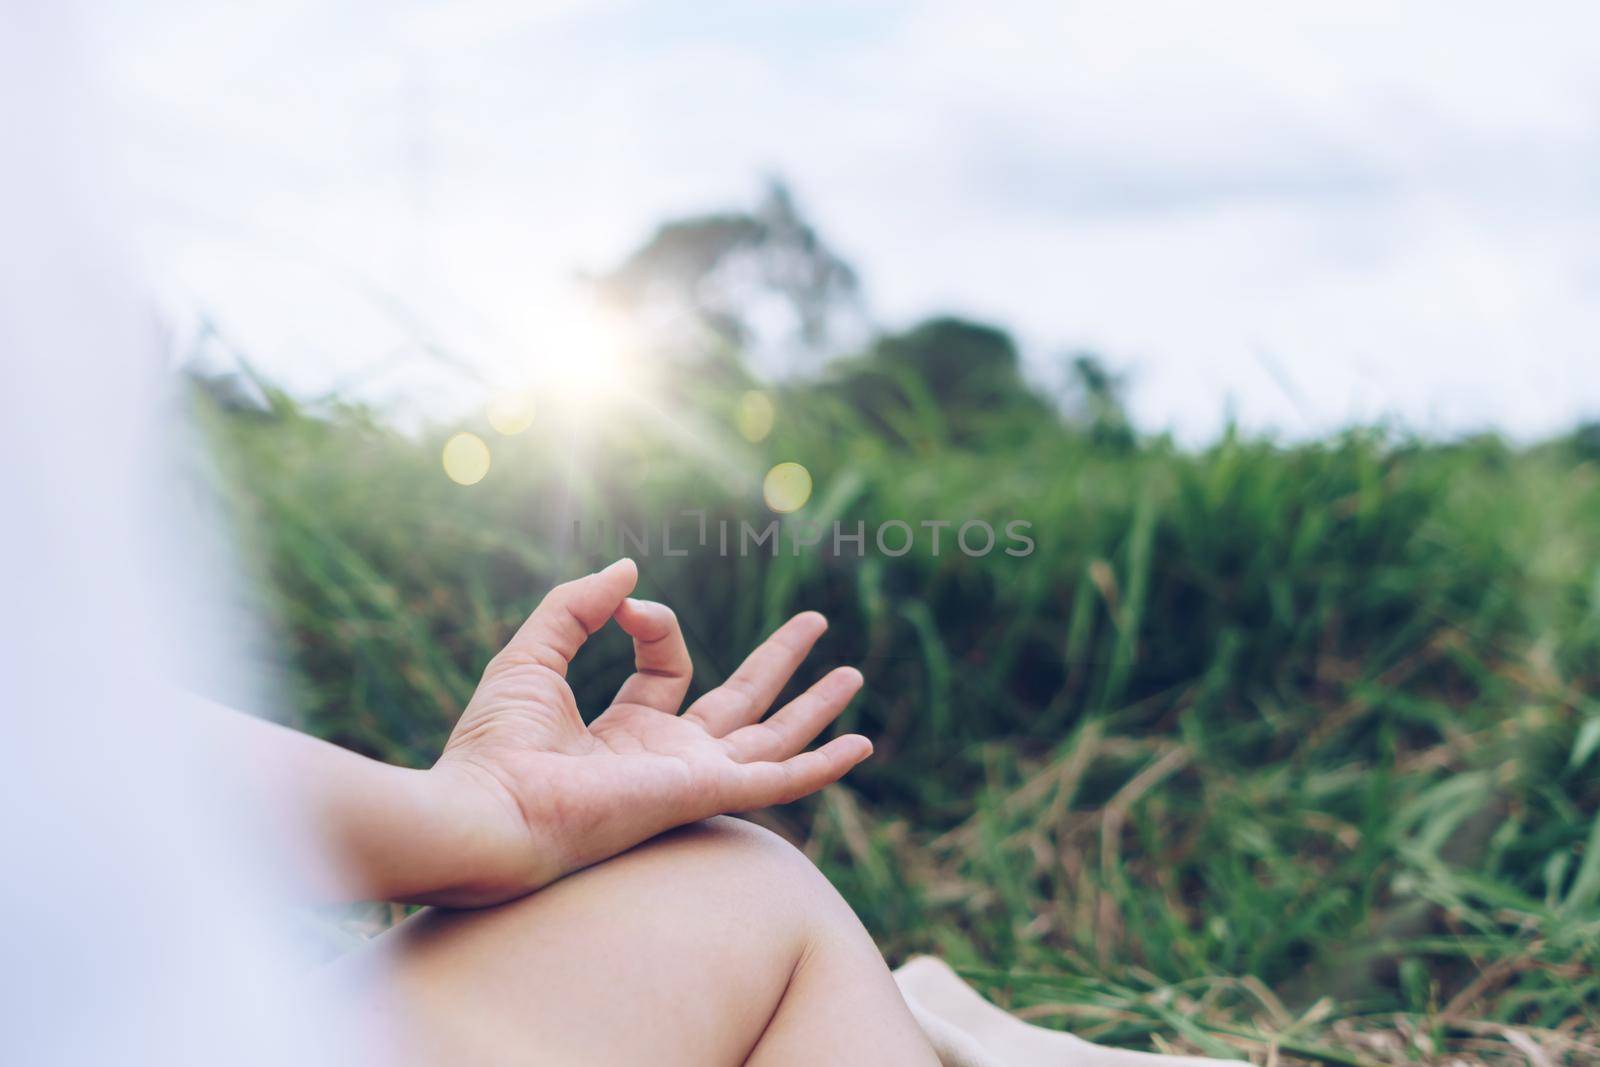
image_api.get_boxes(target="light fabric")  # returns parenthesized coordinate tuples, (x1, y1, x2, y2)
(894, 958, 1237, 1067)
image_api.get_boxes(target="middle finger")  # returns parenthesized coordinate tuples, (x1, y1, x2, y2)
(682, 612, 828, 736)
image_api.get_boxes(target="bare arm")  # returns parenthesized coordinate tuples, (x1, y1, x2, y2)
(189, 706, 518, 903)
(190, 558, 871, 906)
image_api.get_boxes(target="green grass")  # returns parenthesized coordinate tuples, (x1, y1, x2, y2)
(196, 369, 1600, 1065)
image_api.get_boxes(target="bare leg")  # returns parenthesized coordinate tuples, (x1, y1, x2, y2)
(321, 817, 939, 1066)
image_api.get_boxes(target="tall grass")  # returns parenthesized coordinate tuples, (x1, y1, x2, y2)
(197, 373, 1600, 1065)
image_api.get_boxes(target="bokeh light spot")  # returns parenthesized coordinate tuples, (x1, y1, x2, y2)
(763, 461, 812, 513)
(443, 432, 491, 485)
(486, 390, 535, 435)
(736, 390, 776, 443)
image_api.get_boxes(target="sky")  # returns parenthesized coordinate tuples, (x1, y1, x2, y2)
(95, 0, 1600, 442)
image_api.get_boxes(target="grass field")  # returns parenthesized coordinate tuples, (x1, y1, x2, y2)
(197, 348, 1600, 1065)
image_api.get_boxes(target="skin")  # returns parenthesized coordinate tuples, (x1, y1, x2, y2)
(320, 818, 940, 1066)
(431, 557, 876, 903)
(202, 558, 938, 1064)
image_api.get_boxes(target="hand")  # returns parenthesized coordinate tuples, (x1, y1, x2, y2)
(429, 559, 872, 905)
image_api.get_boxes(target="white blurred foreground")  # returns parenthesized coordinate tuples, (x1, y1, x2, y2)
(0, 6, 336, 1064)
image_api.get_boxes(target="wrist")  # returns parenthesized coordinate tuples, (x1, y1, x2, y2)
(332, 759, 539, 907)
(417, 758, 562, 905)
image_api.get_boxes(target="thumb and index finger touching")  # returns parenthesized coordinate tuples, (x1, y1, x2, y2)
(504, 558, 640, 674)
(505, 560, 872, 798)
(504, 559, 693, 710)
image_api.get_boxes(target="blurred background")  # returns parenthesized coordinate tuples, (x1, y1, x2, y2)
(99, 2, 1600, 1063)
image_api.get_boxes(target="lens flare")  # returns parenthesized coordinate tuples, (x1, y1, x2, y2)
(493, 292, 646, 422)
(486, 390, 535, 435)
(443, 432, 491, 485)
(736, 390, 775, 442)
(540, 303, 638, 415)
(763, 461, 812, 513)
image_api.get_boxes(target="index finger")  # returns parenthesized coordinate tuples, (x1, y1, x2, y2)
(611, 597, 694, 712)
(498, 558, 638, 675)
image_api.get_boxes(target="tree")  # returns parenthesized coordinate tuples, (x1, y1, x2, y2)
(593, 179, 867, 379)
(1061, 353, 1134, 449)
(826, 317, 1053, 445)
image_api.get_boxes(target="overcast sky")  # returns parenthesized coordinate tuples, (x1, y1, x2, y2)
(98, 0, 1600, 441)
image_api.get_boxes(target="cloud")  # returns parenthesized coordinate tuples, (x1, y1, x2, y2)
(101, 0, 1600, 440)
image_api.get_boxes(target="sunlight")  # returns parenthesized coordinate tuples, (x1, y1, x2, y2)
(442, 432, 491, 485)
(486, 389, 535, 435)
(499, 296, 643, 422)
(762, 461, 812, 513)
(736, 390, 775, 443)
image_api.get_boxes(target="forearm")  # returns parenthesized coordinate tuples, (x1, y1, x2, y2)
(177, 566, 870, 908)
(186, 700, 525, 904)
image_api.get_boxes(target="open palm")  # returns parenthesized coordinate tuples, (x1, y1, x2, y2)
(433, 559, 871, 900)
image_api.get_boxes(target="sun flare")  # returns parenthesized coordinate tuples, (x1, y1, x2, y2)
(493, 296, 643, 422)
(442, 432, 491, 485)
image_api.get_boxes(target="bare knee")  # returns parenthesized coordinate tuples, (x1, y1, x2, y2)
(328, 817, 915, 1067)
(649, 813, 806, 860)
(407, 816, 852, 965)
(601, 816, 849, 942)
(640, 816, 818, 881)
